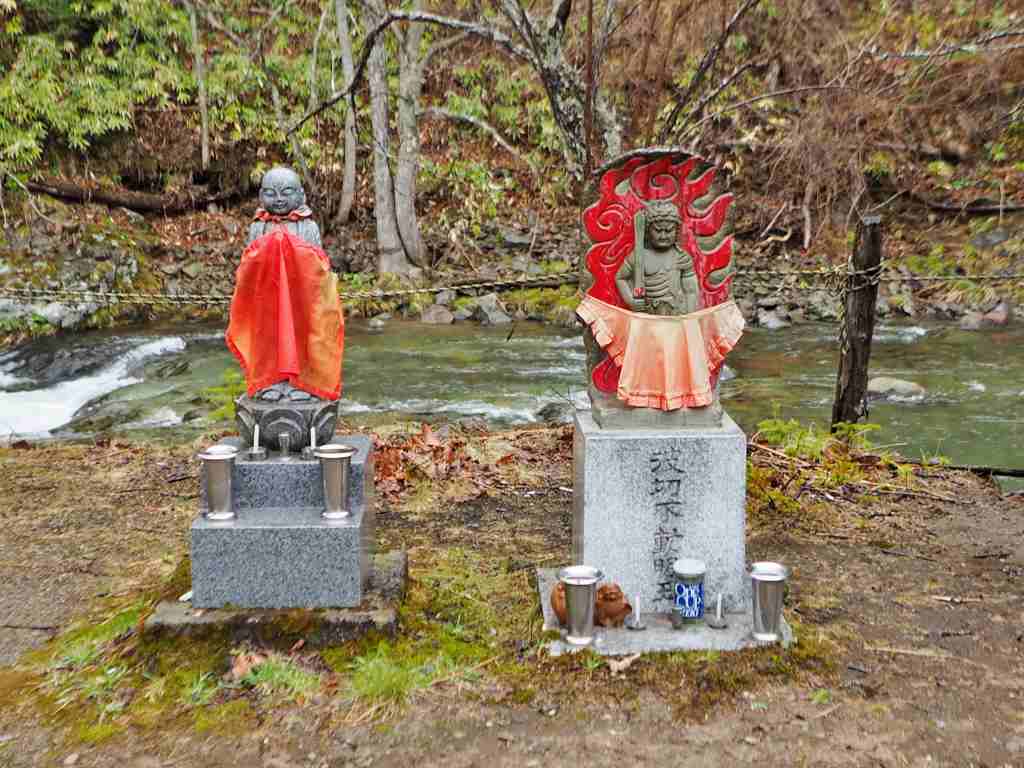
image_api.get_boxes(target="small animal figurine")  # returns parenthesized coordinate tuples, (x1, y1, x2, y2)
(595, 583, 632, 628)
(550, 581, 567, 625)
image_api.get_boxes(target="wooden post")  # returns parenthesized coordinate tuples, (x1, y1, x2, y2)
(831, 215, 882, 429)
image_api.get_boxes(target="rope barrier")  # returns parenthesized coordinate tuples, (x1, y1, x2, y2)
(0, 264, 1021, 307)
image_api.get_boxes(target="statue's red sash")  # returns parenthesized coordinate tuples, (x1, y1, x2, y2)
(226, 228, 344, 400)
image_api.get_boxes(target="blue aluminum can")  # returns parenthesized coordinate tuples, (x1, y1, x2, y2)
(673, 558, 706, 625)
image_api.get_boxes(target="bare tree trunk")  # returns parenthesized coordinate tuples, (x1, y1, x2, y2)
(307, 3, 331, 114)
(184, 0, 210, 172)
(364, 0, 413, 274)
(334, 0, 358, 226)
(393, 0, 426, 268)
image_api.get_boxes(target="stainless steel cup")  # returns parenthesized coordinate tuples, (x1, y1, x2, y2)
(751, 561, 789, 642)
(315, 443, 356, 520)
(198, 444, 238, 521)
(558, 565, 603, 646)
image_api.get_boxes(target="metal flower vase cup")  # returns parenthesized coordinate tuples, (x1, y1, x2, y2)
(558, 566, 604, 646)
(751, 562, 789, 642)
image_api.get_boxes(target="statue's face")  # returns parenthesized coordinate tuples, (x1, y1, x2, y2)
(259, 169, 304, 215)
(646, 218, 679, 251)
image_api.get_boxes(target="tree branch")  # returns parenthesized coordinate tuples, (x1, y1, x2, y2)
(418, 31, 469, 80)
(682, 84, 861, 139)
(869, 27, 1024, 59)
(658, 0, 761, 143)
(197, 0, 315, 193)
(686, 57, 765, 124)
(546, 0, 572, 39)
(291, 10, 530, 133)
(419, 106, 541, 189)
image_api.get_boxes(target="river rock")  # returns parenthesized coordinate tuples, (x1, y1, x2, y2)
(472, 293, 512, 325)
(806, 290, 839, 321)
(65, 400, 146, 433)
(928, 301, 964, 320)
(452, 306, 474, 321)
(960, 311, 984, 330)
(434, 289, 456, 306)
(867, 377, 926, 400)
(509, 255, 531, 273)
(38, 301, 99, 329)
(756, 307, 790, 330)
(983, 300, 1012, 326)
(961, 300, 1011, 330)
(367, 316, 388, 331)
(181, 262, 203, 279)
(720, 365, 737, 383)
(501, 228, 533, 249)
(420, 304, 454, 325)
(536, 401, 575, 424)
(969, 227, 1010, 252)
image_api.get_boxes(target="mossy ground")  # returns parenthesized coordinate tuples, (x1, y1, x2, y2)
(0, 423, 1019, 764)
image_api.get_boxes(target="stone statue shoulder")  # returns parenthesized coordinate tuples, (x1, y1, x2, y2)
(295, 218, 322, 249)
(246, 219, 322, 248)
(247, 221, 265, 246)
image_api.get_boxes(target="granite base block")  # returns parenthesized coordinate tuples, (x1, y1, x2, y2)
(537, 568, 791, 657)
(190, 504, 373, 609)
(573, 410, 748, 615)
(201, 435, 374, 513)
(148, 552, 407, 648)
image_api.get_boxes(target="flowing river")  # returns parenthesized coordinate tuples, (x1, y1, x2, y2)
(1, 319, 1021, 486)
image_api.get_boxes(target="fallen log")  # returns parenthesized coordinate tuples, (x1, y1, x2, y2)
(25, 178, 235, 215)
(906, 461, 1024, 479)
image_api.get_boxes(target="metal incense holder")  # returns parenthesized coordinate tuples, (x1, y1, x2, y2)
(558, 565, 603, 646)
(315, 443, 356, 520)
(751, 561, 789, 642)
(198, 444, 238, 521)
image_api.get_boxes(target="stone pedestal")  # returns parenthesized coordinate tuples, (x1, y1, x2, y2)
(190, 435, 374, 609)
(573, 410, 748, 615)
(537, 568, 790, 657)
(234, 395, 339, 452)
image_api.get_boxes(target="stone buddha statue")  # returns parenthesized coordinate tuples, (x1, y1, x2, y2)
(615, 199, 732, 316)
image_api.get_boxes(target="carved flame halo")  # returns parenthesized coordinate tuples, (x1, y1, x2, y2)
(581, 152, 734, 394)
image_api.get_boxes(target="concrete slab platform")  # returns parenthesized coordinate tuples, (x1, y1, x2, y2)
(146, 551, 406, 649)
(537, 567, 791, 657)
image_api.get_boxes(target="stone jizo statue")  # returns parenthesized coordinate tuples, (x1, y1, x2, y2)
(226, 166, 344, 452)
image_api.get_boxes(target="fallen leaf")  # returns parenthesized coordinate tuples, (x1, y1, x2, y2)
(607, 653, 641, 674)
(230, 652, 266, 681)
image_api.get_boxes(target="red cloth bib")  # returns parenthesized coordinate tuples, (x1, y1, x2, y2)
(226, 228, 344, 400)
